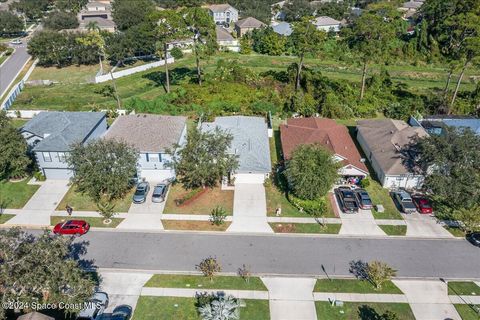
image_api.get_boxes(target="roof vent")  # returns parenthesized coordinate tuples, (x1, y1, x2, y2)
(390, 130, 394, 134)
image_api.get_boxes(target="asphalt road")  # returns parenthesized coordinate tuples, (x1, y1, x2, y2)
(72, 231, 480, 280)
(0, 43, 30, 98)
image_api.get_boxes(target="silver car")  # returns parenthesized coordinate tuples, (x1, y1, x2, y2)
(132, 182, 150, 204)
(76, 292, 109, 320)
(152, 183, 168, 203)
(391, 190, 417, 214)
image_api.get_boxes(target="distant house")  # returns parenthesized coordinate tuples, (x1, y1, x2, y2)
(104, 114, 187, 182)
(409, 115, 480, 136)
(356, 119, 428, 189)
(21, 111, 107, 180)
(208, 4, 239, 25)
(399, 0, 423, 19)
(78, 0, 115, 32)
(272, 21, 293, 36)
(201, 116, 271, 184)
(280, 118, 368, 181)
(216, 26, 240, 52)
(313, 16, 341, 32)
(234, 17, 265, 37)
(270, 0, 287, 21)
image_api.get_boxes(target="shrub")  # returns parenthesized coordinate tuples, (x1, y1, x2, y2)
(366, 260, 397, 290)
(196, 293, 239, 320)
(210, 206, 227, 226)
(170, 47, 183, 60)
(96, 199, 116, 223)
(33, 171, 46, 182)
(238, 264, 251, 283)
(196, 257, 221, 282)
(289, 196, 327, 217)
(360, 177, 371, 188)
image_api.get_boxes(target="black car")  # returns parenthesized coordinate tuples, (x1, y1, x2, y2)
(354, 189, 373, 210)
(111, 305, 132, 320)
(467, 232, 480, 247)
(335, 187, 359, 213)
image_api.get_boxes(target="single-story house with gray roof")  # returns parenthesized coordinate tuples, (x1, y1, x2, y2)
(201, 116, 271, 184)
(20, 111, 107, 180)
(104, 114, 187, 182)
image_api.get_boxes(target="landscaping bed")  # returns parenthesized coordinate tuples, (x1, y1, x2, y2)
(164, 184, 233, 215)
(162, 220, 231, 232)
(50, 216, 124, 228)
(134, 296, 269, 320)
(444, 226, 466, 237)
(365, 182, 403, 220)
(144, 274, 267, 291)
(0, 214, 14, 224)
(315, 301, 415, 320)
(0, 179, 39, 209)
(454, 304, 480, 320)
(269, 223, 341, 234)
(447, 281, 480, 296)
(56, 187, 133, 213)
(314, 279, 403, 294)
(378, 225, 407, 236)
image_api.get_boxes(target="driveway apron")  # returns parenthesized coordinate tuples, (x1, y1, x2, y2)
(339, 209, 386, 236)
(403, 213, 454, 238)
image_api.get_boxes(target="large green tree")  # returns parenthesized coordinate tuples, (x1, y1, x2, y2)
(0, 112, 30, 180)
(68, 139, 138, 202)
(43, 10, 79, 30)
(55, 0, 88, 13)
(9, 0, 51, 20)
(0, 11, 24, 35)
(112, 0, 154, 31)
(0, 228, 95, 319)
(284, 144, 339, 200)
(170, 126, 239, 189)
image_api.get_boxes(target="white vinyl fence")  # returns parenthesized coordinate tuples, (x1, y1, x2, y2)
(95, 57, 174, 83)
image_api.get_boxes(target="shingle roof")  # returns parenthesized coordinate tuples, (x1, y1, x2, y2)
(401, 1, 423, 9)
(104, 114, 187, 153)
(272, 21, 292, 36)
(313, 16, 341, 26)
(208, 3, 235, 13)
(216, 26, 234, 41)
(280, 118, 368, 173)
(201, 116, 271, 174)
(21, 111, 106, 152)
(235, 17, 265, 28)
(356, 119, 428, 175)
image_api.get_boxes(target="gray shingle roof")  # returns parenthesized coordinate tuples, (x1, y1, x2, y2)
(235, 17, 265, 28)
(201, 116, 272, 174)
(22, 111, 106, 152)
(216, 26, 234, 41)
(104, 114, 187, 153)
(313, 16, 341, 26)
(208, 4, 235, 13)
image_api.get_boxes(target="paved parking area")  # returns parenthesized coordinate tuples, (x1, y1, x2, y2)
(127, 182, 167, 215)
(404, 213, 454, 238)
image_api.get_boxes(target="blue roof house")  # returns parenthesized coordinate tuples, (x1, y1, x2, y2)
(410, 115, 480, 136)
(272, 21, 293, 36)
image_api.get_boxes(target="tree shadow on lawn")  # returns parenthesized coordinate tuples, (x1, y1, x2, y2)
(358, 305, 386, 320)
(142, 67, 197, 92)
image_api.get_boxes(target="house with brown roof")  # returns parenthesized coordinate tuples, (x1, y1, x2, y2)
(234, 17, 265, 37)
(280, 118, 368, 181)
(104, 114, 187, 182)
(356, 119, 428, 189)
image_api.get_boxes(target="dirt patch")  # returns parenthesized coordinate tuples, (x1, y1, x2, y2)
(162, 220, 231, 231)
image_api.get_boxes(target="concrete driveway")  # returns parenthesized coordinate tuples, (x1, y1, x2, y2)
(404, 213, 454, 238)
(127, 182, 166, 215)
(227, 183, 273, 233)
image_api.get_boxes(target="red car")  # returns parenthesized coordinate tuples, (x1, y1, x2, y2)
(412, 196, 433, 214)
(53, 220, 90, 235)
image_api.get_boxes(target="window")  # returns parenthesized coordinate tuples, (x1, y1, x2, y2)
(148, 154, 161, 162)
(57, 152, 66, 162)
(43, 152, 52, 162)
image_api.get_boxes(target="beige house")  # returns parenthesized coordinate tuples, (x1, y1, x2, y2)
(234, 17, 265, 37)
(78, 0, 115, 32)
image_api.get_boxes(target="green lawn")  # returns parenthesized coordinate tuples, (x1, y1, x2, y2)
(315, 301, 415, 320)
(365, 182, 403, 220)
(56, 187, 133, 212)
(444, 226, 466, 237)
(269, 222, 341, 234)
(0, 214, 14, 224)
(379, 225, 407, 236)
(50, 216, 124, 228)
(28, 64, 100, 84)
(454, 304, 480, 320)
(144, 274, 267, 291)
(0, 179, 39, 209)
(133, 297, 269, 320)
(314, 279, 403, 294)
(10, 118, 29, 128)
(447, 282, 480, 296)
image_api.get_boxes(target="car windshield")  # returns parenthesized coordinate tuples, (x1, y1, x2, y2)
(343, 191, 355, 198)
(419, 200, 432, 208)
(134, 189, 145, 196)
(361, 198, 372, 205)
(403, 201, 416, 208)
(153, 186, 164, 195)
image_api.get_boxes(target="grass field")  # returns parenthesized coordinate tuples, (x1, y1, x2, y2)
(162, 220, 231, 231)
(447, 281, 480, 296)
(365, 182, 403, 220)
(144, 274, 267, 291)
(315, 301, 415, 320)
(56, 186, 133, 213)
(163, 184, 233, 215)
(133, 297, 269, 320)
(314, 279, 403, 294)
(379, 225, 407, 236)
(454, 304, 480, 320)
(10, 118, 28, 128)
(0, 179, 39, 209)
(0, 214, 14, 224)
(50, 216, 124, 228)
(270, 222, 341, 234)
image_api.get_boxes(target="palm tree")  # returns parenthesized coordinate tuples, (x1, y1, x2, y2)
(86, 21, 99, 32)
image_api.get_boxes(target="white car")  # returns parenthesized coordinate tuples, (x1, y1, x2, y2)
(10, 39, 22, 45)
(76, 292, 109, 320)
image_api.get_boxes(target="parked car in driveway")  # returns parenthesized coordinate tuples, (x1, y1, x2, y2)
(133, 181, 150, 204)
(411, 195, 433, 214)
(76, 292, 109, 320)
(152, 183, 168, 203)
(111, 305, 132, 320)
(335, 187, 359, 213)
(391, 190, 417, 214)
(354, 189, 373, 210)
(53, 220, 90, 235)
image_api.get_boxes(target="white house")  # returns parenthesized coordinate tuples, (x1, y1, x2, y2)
(215, 26, 240, 52)
(104, 114, 187, 182)
(356, 119, 428, 190)
(208, 4, 239, 25)
(313, 16, 341, 32)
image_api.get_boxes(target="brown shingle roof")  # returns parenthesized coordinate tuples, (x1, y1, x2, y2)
(104, 114, 186, 153)
(235, 17, 265, 28)
(280, 117, 368, 173)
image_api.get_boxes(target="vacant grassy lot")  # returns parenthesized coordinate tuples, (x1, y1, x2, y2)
(145, 274, 267, 291)
(447, 282, 480, 296)
(162, 220, 231, 231)
(0, 214, 14, 224)
(50, 216, 124, 228)
(315, 301, 415, 320)
(0, 179, 39, 209)
(454, 304, 480, 320)
(365, 182, 403, 220)
(163, 184, 233, 215)
(133, 297, 269, 320)
(29, 65, 100, 84)
(379, 225, 407, 236)
(314, 279, 403, 294)
(270, 223, 341, 234)
(56, 187, 133, 213)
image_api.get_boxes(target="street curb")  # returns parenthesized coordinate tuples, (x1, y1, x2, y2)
(0, 47, 15, 69)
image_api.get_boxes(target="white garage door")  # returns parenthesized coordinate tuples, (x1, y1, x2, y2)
(43, 168, 73, 180)
(140, 169, 175, 182)
(235, 173, 266, 184)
